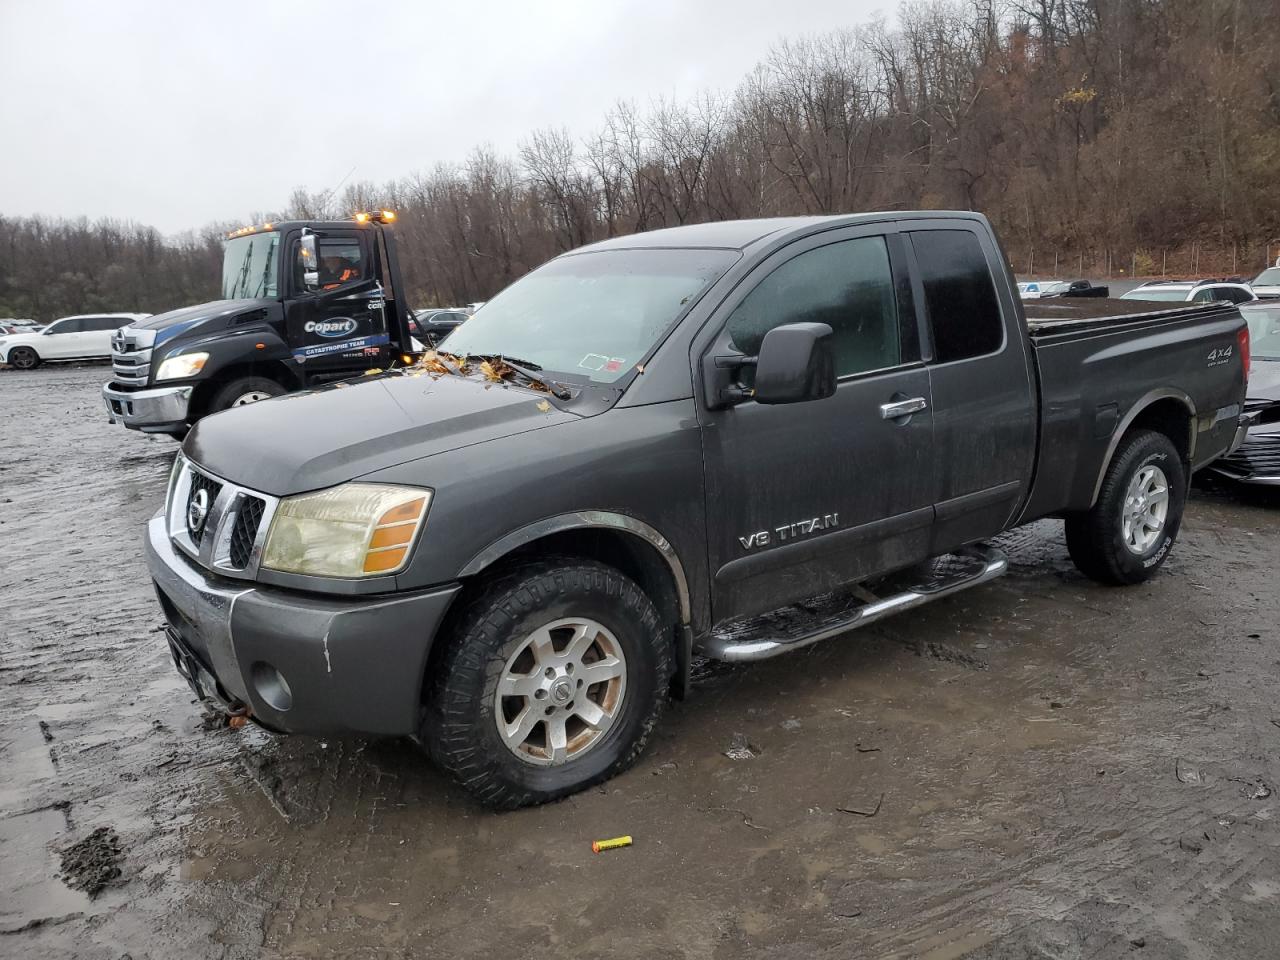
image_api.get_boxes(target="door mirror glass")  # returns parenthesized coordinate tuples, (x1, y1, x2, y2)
(299, 234, 320, 292)
(752, 322, 836, 405)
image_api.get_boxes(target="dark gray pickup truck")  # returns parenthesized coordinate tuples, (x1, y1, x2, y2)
(146, 212, 1251, 807)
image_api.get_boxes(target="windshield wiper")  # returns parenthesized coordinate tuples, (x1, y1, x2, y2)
(468, 353, 572, 400)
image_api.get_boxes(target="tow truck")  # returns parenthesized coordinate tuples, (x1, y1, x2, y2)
(102, 211, 418, 436)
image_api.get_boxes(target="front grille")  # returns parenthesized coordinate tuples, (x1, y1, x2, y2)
(167, 457, 279, 580)
(110, 327, 154, 385)
(229, 496, 266, 568)
(186, 472, 223, 543)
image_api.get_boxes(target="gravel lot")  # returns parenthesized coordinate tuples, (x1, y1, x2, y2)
(2, 362, 1279, 960)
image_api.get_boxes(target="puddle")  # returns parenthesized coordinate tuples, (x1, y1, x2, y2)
(0, 808, 95, 933)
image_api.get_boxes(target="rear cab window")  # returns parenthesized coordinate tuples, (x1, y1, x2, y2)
(908, 229, 1004, 363)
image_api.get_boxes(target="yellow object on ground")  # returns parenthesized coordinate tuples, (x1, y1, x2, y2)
(591, 836, 633, 854)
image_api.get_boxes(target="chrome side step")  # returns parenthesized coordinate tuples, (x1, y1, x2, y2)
(700, 545, 1008, 662)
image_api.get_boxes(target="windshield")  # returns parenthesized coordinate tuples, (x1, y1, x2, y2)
(1120, 287, 1189, 302)
(221, 232, 280, 299)
(1254, 267, 1280, 286)
(441, 248, 738, 383)
(1245, 305, 1280, 360)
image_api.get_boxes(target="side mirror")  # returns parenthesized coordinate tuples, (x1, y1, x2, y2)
(753, 322, 836, 405)
(299, 233, 320, 292)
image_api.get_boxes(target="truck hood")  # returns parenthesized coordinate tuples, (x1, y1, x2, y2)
(184, 371, 585, 496)
(129, 299, 269, 346)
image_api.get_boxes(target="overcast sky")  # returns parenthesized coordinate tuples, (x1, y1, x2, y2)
(0, 0, 887, 234)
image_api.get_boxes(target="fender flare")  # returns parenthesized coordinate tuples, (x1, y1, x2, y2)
(1089, 388, 1196, 506)
(457, 511, 692, 625)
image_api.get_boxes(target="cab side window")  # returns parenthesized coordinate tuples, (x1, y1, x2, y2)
(54, 318, 85, 334)
(910, 229, 1004, 363)
(294, 237, 366, 292)
(727, 236, 904, 378)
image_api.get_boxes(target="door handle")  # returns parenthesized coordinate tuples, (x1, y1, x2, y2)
(880, 396, 928, 420)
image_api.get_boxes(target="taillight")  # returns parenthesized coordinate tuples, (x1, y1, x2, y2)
(1237, 324, 1251, 382)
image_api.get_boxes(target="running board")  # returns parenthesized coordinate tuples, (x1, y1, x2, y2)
(701, 546, 1008, 662)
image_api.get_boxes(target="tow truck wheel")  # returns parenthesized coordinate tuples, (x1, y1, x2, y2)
(209, 376, 285, 413)
(1065, 429, 1186, 586)
(425, 557, 673, 809)
(7, 346, 40, 370)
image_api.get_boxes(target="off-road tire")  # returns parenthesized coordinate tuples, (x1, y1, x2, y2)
(425, 557, 673, 809)
(209, 376, 285, 413)
(7, 346, 40, 370)
(1065, 429, 1186, 585)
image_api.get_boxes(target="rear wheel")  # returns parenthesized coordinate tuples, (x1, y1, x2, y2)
(425, 558, 672, 809)
(1065, 429, 1186, 585)
(209, 376, 285, 413)
(7, 346, 40, 370)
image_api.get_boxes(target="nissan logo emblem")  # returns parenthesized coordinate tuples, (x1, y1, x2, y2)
(187, 488, 210, 536)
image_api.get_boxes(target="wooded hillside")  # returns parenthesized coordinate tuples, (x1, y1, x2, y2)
(3, 0, 1277, 321)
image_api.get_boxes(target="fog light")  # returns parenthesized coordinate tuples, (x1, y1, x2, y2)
(251, 662, 293, 712)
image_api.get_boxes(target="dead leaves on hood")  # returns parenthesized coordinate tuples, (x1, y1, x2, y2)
(407, 350, 554, 394)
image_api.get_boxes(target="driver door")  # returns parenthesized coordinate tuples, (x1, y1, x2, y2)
(697, 227, 937, 622)
(283, 231, 395, 381)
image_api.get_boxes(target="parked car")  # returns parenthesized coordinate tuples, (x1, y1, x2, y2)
(1121, 279, 1258, 305)
(0, 318, 42, 335)
(146, 212, 1248, 808)
(1250, 265, 1280, 300)
(0, 313, 150, 369)
(1017, 279, 1108, 299)
(1207, 300, 1280, 485)
(411, 308, 471, 347)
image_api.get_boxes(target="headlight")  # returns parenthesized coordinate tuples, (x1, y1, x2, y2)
(261, 483, 431, 578)
(155, 352, 209, 380)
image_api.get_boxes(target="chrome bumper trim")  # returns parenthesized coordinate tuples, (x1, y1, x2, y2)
(103, 382, 192, 428)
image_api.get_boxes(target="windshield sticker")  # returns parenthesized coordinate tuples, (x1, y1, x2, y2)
(578, 354, 608, 371)
(604, 357, 625, 372)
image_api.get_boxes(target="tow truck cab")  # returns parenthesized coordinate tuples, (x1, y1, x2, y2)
(102, 213, 418, 436)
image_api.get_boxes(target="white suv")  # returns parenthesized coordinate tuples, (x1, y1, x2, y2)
(1120, 279, 1258, 305)
(0, 313, 150, 370)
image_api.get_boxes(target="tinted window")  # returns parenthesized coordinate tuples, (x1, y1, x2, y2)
(87, 317, 125, 332)
(52, 318, 85, 334)
(293, 236, 365, 291)
(727, 236, 902, 378)
(317, 238, 364, 289)
(911, 230, 1003, 363)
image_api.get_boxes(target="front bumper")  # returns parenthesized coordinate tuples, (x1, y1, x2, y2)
(103, 382, 192, 434)
(145, 515, 461, 736)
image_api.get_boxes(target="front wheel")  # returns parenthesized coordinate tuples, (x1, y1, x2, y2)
(209, 376, 285, 413)
(7, 346, 40, 370)
(425, 558, 673, 809)
(1065, 429, 1187, 585)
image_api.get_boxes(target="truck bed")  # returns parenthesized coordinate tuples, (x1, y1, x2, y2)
(1023, 297, 1221, 335)
(1017, 298, 1245, 523)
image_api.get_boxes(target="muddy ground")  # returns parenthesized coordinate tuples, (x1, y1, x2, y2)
(2, 362, 1278, 960)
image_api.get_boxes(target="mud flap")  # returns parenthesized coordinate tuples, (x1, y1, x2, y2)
(672, 623, 693, 700)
